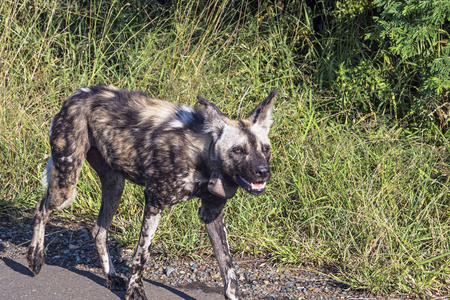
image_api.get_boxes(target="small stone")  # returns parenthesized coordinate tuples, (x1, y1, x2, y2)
(164, 266, 176, 276)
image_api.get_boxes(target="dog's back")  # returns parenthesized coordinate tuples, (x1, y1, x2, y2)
(49, 85, 208, 187)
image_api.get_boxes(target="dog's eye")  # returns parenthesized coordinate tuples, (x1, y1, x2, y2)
(262, 146, 270, 152)
(232, 147, 245, 154)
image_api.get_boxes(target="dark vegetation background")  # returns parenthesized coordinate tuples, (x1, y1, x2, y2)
(1, 0, 450, 297)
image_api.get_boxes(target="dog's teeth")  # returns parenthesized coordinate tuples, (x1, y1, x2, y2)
(251, 182, 266, 190)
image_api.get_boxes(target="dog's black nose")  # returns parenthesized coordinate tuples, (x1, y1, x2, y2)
(255, 166, 270, 178)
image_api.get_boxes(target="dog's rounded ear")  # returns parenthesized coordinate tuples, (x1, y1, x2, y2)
(246, 88, 278, 132)
(197, 96, 228, 136)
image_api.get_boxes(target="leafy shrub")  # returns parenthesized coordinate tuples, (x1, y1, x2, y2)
(369, 0, 450, 130)
(311, 0, 450, 132)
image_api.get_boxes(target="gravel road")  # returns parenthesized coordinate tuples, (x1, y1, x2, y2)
(0, 213, 420, 299)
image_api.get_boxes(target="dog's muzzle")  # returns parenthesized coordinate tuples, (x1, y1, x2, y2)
(235, 175, 268, 195)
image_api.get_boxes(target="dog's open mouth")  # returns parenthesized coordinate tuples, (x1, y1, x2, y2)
(235, 175, 266, 195)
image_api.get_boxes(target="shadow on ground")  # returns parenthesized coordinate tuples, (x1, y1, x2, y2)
(0, 210, 218, 300)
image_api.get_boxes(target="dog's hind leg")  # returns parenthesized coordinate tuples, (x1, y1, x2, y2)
(126, 190, 162, 300)
(27, 153, 85, 275)
(86, 147, 127, 291)
(199, 196, 239, 300)
(28, 103, 90, 275)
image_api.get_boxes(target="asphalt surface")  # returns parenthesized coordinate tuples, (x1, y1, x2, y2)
(0, 258, 224, 300)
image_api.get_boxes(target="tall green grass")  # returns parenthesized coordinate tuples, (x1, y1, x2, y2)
(1, 0, 450, 296)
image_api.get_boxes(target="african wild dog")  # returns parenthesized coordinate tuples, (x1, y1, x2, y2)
(27, 85, 278, 300)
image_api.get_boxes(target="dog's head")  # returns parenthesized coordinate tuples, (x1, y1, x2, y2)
(198, 89, 278, 198)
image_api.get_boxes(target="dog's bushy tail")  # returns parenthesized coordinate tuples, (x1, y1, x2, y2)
(41, 156, 77, 210)
(41, 156, 53, 191)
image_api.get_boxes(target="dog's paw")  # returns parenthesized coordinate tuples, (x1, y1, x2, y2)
(106, 275, 127, 291)
(225, 282, 240, 300)
(27, 245, 44, 275)
(225, 291, 240, 300)
(125, 286, 148, 300)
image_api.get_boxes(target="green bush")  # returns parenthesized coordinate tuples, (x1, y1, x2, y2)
(311, 0, 450, 132)
(369, 0, 450, 129)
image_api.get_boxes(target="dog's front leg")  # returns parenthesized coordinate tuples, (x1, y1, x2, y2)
(126, 192, 162, 300)
(200, 197, 239, 300)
